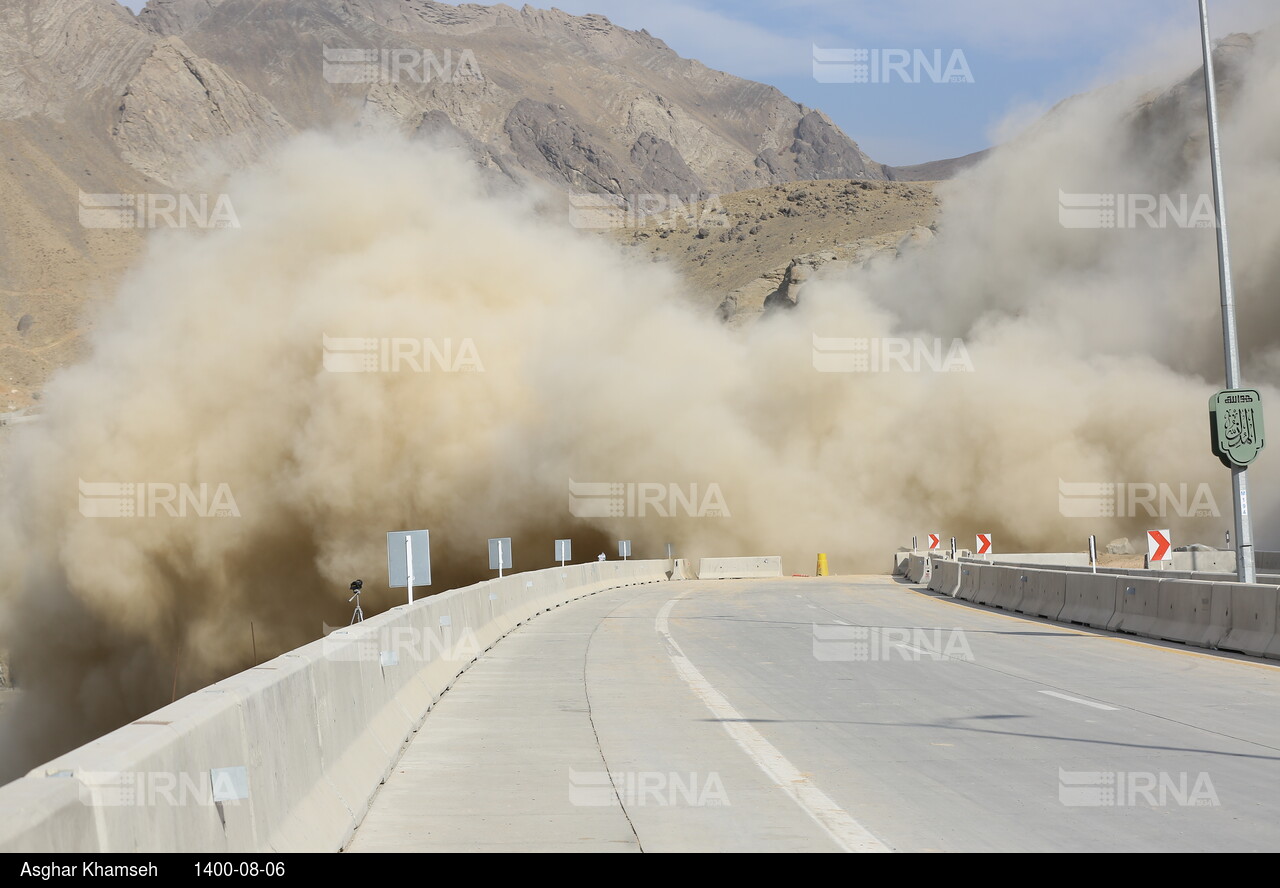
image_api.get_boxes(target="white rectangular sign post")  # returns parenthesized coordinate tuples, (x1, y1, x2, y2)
(1147, 529, 1172, 568)
(618, 540, 632, 560)
(489, 537, 513, 578)
(666, 542, 675, 560)
(387, 530, 431, 605)
(555, 538, 572, 566)
(1089, 535, 1098, 573)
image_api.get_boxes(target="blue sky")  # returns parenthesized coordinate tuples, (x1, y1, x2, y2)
(114, 0, 1279, 165)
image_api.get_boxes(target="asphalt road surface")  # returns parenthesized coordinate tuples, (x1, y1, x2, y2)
(347, 575, 1280, 852)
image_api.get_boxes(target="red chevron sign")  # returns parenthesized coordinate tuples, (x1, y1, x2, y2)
(1147, 529, 1171, 562)
(928, 534, 941, 551)
(976, 533, 992, 555)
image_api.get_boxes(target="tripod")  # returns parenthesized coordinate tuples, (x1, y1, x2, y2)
(348, 579, 365, 624)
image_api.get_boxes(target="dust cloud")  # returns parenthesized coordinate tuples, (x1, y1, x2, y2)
(2, 29, 1279, 778)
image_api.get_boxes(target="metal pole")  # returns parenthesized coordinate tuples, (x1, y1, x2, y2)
(406, 534, 414, 604)
(1199, 0, 1255, 583)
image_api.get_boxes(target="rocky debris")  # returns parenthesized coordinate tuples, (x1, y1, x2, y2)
(762, 252, 849, 310)
(609, 178, 941, 322)
(714, 204, 940, 325)
(896, 225, 936, 256)
(16, 314, 32, 334)
(1107, 538, 1136, 555)
(719, 232, 913, 325)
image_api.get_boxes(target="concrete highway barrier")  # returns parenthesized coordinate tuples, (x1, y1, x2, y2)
(1168, 581, 1229, 650)
(1257, 551, 1280, 572)
(1108, 576, 1163, 638)
(1171, 550, 1235, 572)
(1216, 583, 1279, 658)
(928, 559, 960, 597)
(893, 551, 913, 575)
(696, 556, 782, 579)
(668, 559, 697, 580)
(900, 550, 1279, 662)
(971, 553, 1092, 568)
(925, 557, 942, 592)
(985, 566, 1023, 612)
(1014, 570, 1067, 621)
(0, 559, 675, 853)
(956, 563, 982, 601)
(1058, 572, 1120, 630)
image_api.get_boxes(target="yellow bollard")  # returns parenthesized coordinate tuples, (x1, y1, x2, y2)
(816, 553, 829, 576)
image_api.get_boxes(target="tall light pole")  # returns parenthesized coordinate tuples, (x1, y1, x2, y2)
(1199, 0, 1256, 583)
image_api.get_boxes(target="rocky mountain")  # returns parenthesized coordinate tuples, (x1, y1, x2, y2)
(36, 0, 895, 196)
(5, 1, 1252, 410)
(884, 149, 991, 182)
(0, 0, 929, 405)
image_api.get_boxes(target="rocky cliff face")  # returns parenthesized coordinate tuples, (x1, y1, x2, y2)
(122, 0, 888, 195)
(2, 0, 1258, 404)
(0, 0, 898, 403)
(112, 37, 295, 187)
(0, 0, 152, 120)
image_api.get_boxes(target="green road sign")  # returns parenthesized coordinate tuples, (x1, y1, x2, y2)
(1210, 389, 1265, 468)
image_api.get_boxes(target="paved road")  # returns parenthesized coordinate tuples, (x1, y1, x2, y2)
(346, 576, 1280, 852)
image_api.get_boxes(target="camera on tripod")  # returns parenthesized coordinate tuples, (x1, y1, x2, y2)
(348, 579, 365, 624)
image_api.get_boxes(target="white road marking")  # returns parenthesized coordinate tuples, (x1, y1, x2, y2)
(1038, 690, 1119, 711)
(655, 597, 891, 853)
